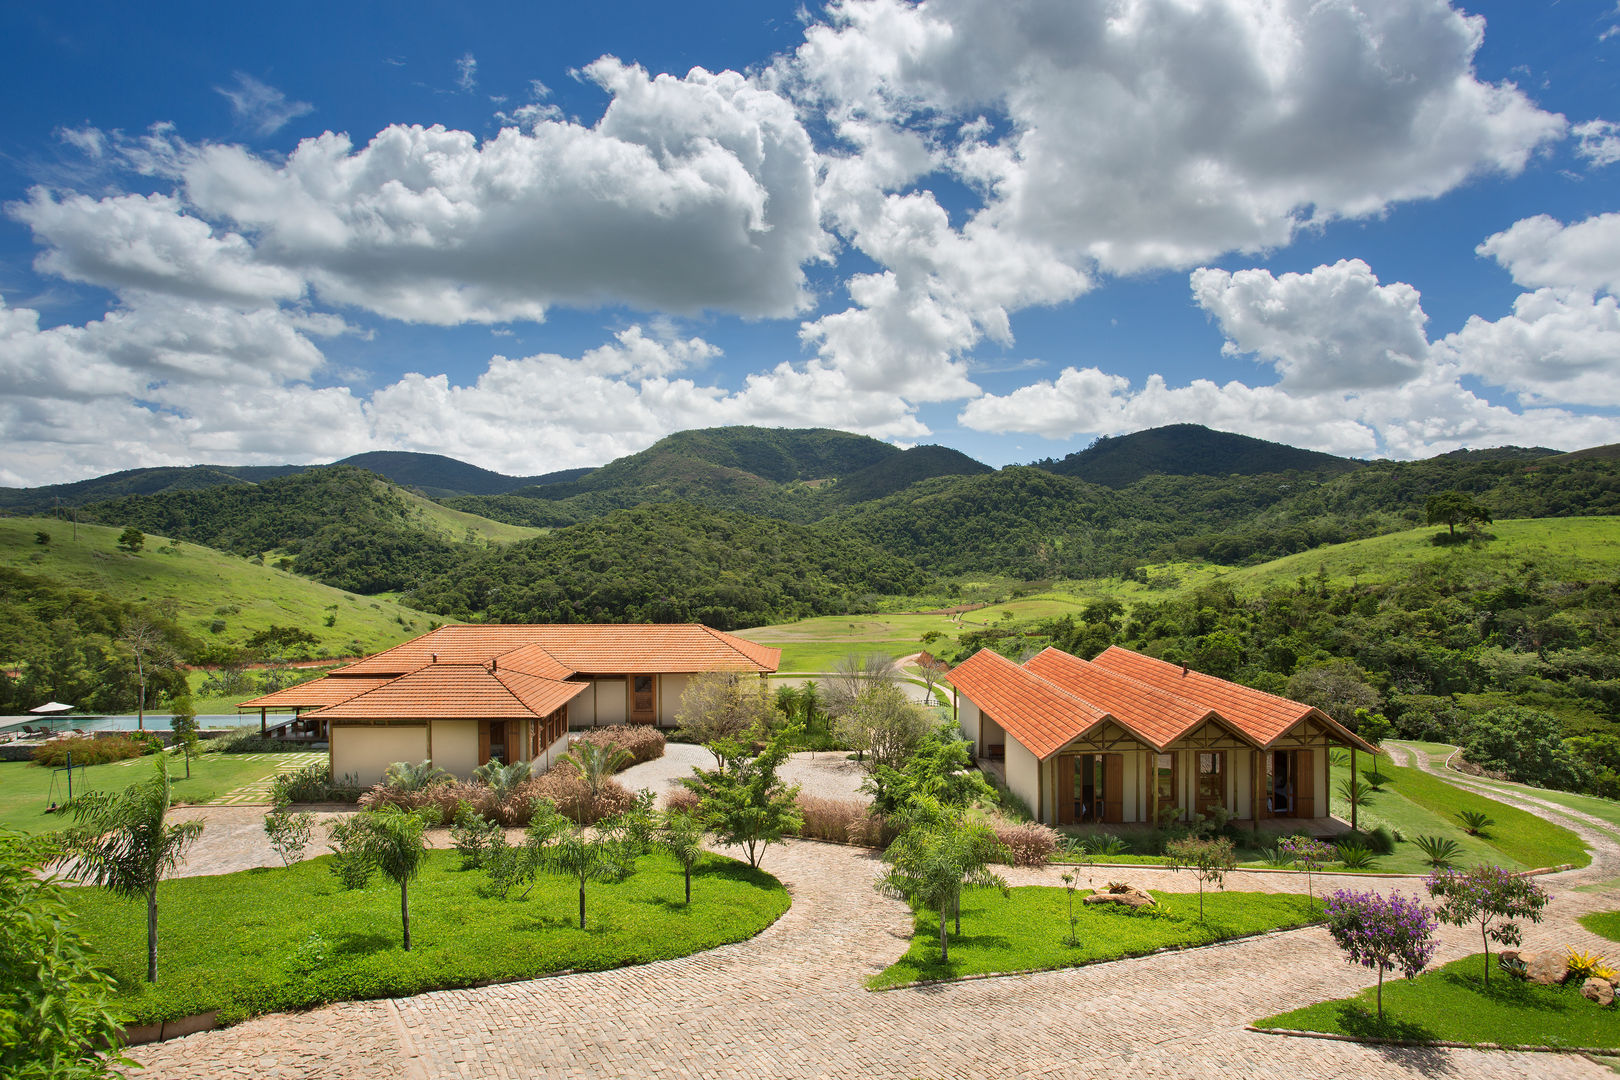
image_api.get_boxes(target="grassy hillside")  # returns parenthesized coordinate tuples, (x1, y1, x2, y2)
(0, 516, 440, 656)
(1039, 423, 1364, 487)
(389, 484, 545, 545)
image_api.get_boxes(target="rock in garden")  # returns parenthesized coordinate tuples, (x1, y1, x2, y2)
(1523, 951, 1570, 986)
(1581, 978, 1615, 1007)
(1083, 885, 1155, 908)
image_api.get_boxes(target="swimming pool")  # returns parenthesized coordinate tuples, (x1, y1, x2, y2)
(0, 714, 254, 735)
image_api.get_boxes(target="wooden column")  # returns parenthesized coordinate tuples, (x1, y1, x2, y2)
(1350, 745, 1358, 831)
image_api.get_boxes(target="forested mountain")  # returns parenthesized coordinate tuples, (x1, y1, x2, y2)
(332, 452, 582, 497)
(404, 503, 932, 631)
(1036, 423, 1365, 487)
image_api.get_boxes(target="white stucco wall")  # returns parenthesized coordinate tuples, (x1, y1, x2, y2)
(331, 725, 427, 788)
(958, 697, 981, 745)
(593, 678, 627, 726)
(429, 720, 479, 778)
(1005, 738, 1043, 823)
(658, 674, 689, 726)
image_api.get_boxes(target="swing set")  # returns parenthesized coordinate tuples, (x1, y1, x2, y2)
(45, 750, 91, 814)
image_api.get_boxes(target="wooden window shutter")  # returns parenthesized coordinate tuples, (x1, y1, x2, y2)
(1295, 749, 1314, 819)
(1056, 756, 1076, 825)
(1103, 754, 1124, 824)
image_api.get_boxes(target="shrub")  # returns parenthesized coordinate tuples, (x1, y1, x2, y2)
(1456, 809, 1495, 836)
(1368, 824, 1397, 855)
(661, 787, 702, 815)
(793, 795, 895, 847)
(273, 763, 363, 805)
(1413, 834, 1463, 868)
(526, 770, 633, 825)
(30, 734, 146, 767)
(993, 821, 1059, 867)
(263, 809, 315, 866)
(1336, 842, 1376, 870)
(209, 730, 286, 754)
(451, 802, 503, 869)
(572, 725, 666, 767)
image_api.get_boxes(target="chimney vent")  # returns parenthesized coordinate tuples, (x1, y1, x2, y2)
(431, 652, 438, 664)
(1180, 662, 1188, 675)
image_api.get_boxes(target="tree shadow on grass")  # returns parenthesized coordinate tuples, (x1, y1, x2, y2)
(1332, 1003, 1437, 1044)
(692, 860, 779, 889)
(325, 928, 396, 958)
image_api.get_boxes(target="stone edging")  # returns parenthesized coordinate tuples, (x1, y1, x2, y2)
(1247, 1024, 1618, 1056)
(120, 1010, 219, 1046)
(868, 919, 1324, 992)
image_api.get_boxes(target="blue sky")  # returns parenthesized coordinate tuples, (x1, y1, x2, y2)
(2, 0, 1618, 485)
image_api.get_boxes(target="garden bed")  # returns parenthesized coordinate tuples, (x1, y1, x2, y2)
(869, 885, 1320, 989)
(72, 848, 789, 1026)
(1255, 954, 1619, 1052)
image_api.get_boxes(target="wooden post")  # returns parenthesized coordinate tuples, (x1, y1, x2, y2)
(260, 707, 266, 736)
(1350, 745, 1358, 832)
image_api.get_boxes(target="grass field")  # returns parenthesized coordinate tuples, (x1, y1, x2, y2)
(0, 752, 296, 834)
(0, 516, 444, 657)
(1392, 743, 1620, 839)
(389, 483, 545, 545)
(74, 847, 789, 1026)
(870, 885, 1319, 988)
(1578, 911, 1620, 943)
(1326, 756, 1530, 873)
(1257, 953, 1620, 1051)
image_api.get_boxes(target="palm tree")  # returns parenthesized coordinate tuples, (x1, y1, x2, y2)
(661, 810, 707, 904)
(59, 756, 204, 982)
(473, 758, 532, 801)
(565, 742, 631, 802)
(545, 819, 632, 929)
(878, 808, 1008, 962)
(383, 760, 451, 791)
(360, 805, 437, 950)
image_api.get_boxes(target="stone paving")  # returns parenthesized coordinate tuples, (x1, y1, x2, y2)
(124, 746, 1620, 1079)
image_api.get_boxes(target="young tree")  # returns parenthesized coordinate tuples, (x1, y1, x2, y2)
(564, 742, 631, 802)
(1426, 864, 1549, 987)
(1279, 835, 1335, 909)
(359, 805, 439, 950)
(837, 682, 930, 775)
(823, 652, 900, 720)
(473, 757, 533, 801)
(1425, 491, 1491, 539)
(545, 820, 633, 929)
(1324, 888, 1439, 1020)
(169, 695, 199, 779)
(513, 797, 570, 900)
(682, 723, 804, 869)
(798, 680, 822, 734)
(116, 526, 145, 553)
(878, 807, 1008, 963)
(1166, 835, 1236, 921)
(661, 810, 707, 904)
(675, 672, 780, 765)
(58, 756, 204, 982)
(263, 809, 316, 866)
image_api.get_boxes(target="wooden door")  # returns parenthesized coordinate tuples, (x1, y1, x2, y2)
(1057, 755, 1076, 825)
(1294, 749, 1314, 818)
(631, 675, 655, 724)
(1102, 754, 1124, 824)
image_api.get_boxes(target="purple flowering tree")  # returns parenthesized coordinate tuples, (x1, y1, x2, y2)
(1324, 888, 1439, 1019)
(1280, 835, 1335, 909)
(1426, 865, 1549, 987)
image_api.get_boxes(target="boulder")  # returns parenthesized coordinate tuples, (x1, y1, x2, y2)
(1522, 951, 1570, 986)
(1581, 978, 1615, 1008)
(1084, 885, 1155, 909)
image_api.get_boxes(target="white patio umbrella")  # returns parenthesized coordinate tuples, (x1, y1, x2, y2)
(28, 702, 74, 714)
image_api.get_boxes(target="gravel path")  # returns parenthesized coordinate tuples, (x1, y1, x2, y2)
(615, 743, 869, 803)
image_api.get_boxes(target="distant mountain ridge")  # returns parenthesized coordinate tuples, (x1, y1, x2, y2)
(1038, 423, 1365, 487)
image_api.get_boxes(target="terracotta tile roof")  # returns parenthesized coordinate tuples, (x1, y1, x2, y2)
(1088, 646, 1375, 752)
(332, 624, 780, 677)
(308, 664, 586, 721)
(1024, 647, 1224, 749)
(945, 649, 1111, 759)
(237, 675, 394, 710)
(492, 643, 576, 681)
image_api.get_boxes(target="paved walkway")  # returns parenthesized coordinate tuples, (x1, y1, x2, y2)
(617, 743, 869, 804)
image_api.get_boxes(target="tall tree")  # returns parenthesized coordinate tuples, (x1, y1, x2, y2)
(117, 615, 173, 731)
(1425, 491, 1491, 538)
(58, 756, 204, 982)
(169, 694, 199, 779)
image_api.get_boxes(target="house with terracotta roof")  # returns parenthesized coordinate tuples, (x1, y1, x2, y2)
(238, 624, 781, 786)
(946, 645, 1375, 829)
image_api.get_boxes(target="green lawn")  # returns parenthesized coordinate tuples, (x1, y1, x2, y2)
(1579, 911, 1620, 943)
(0, 752, 297, 834)
(74, 848, 789, 1025)
(1373, 761, 1589, 869)
(869, 885, 1319, 988)
(1326, 757, 1529, 874)
(1399, 753, 1620, 840)
(1257, 954, 1620, 1051)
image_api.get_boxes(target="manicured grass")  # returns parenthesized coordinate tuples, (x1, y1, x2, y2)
(72, 847, 789, 1025)
(0, 516, 441, 657)
(1328, 757, 1526, 874)
(764, 640, 921, 673)
(0, 753, 297, 834)
(1579, 911, 1620, 943)
(1375, 761, 1589, 869)
(869, 885, 1319, 988)
(1257, 954, 1620, 1051)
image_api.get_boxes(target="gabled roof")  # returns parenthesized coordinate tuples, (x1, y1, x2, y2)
(238, 675, 394, 710)
(331, 624, 780, 677)
(951, 644, 1376, 758)
(308, 663, 588, 721)
(945, 648, 1112, 759)
(1088, 646, 1372, 751)
(1024, 647, 1226, 749)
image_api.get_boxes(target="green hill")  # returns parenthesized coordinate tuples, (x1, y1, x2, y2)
(1040, 423, 1364, 487)
(0, 516, 439, 656)
(824, 444, 993, 504)
(332, 451, 580, 497)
